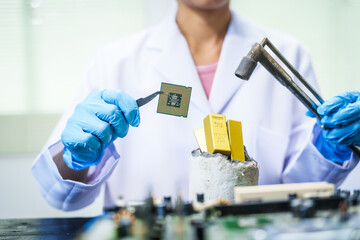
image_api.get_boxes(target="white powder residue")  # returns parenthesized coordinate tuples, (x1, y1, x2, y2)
(189, 149, 259, 202)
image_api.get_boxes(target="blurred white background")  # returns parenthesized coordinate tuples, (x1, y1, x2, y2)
(0, 0, 359, 218)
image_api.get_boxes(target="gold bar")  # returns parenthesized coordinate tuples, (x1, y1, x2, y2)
(203, 114, 231, 156)
(227, 119, 245, 162)
(193, 128, 207, 152)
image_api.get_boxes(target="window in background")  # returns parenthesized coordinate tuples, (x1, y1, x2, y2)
(0, 0, 175, 153)
(0, 0, 27, 113)
(231, 0, 360, 99)
(1, 0, 359, 153)
(0, 0, 144, 114)
(2, 0, 360, 114)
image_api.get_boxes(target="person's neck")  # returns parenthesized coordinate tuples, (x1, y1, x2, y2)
(176, 2, 231, 65)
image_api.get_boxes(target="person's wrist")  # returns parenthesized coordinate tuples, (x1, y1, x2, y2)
(315, 131, 351, 164)
(63, 146, 102, 171)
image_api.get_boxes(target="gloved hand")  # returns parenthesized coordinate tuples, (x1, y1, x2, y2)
(307, 91, 360, 163)
(61, 90, 140, 170)
(318, 91, 360, 146)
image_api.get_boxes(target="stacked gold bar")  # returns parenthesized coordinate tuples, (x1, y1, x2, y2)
(194, 114, 245, 162)
(193, 128, 208, 153)
(227, 119, 245, 162)
(203, 114, 231, 156)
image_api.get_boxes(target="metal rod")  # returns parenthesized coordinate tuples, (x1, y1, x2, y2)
(259, 42, 360, 157)
(264, 38, 324, 104)
(235, 38, 360, 158)
(258, 44, 322, 120)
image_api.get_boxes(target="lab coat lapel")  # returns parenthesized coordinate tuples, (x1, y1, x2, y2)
(146, 15, 212, 114)
(209, 12, 258, 114)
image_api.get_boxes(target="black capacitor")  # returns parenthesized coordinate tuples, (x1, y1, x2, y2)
(353, 190, 360, 198)
(183, 202, 194, 216)
(299, 199, 316, 219)
(163, 196, 173, 214)
(197, 193, 205, 203)
(341, 190, 351, 199)
(156, 205, 166, 218)
(334, 189, 342, 197)
(118, 218, 131, 237)
(164, 196, 172, 203)
(288, 193, 297, 200)
(348, 190, 360, 205)
(353, 190, 360, 205)
(290, 198, 302, 217)
(290, 198, 316, 218)
(191, 219, 206, 240)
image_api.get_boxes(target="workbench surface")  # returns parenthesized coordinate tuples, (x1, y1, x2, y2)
(0, 217, 91, 240)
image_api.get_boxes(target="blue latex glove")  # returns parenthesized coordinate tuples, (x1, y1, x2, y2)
(318, 91, 360, 146)
(61, 90, 140, 170)
(307, 91, 360, 163)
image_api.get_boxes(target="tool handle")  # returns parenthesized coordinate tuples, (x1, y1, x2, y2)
(136, 91, 164, 108)
(258, 38, 360, 158)
(349, 145, 360, 157)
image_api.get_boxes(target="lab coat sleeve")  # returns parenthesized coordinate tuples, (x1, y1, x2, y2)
(280, 44, 359, 186)
(31, 141, 119, 211)
(31, 49, 121, 211)
(282, 123, 359, 186)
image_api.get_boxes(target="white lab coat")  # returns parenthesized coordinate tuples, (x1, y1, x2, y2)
(32, 11, 358, 211)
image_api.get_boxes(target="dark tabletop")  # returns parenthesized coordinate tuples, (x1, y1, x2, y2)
(0, 218, 91, 240)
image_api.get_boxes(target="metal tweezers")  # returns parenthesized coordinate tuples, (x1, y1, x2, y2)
(252, 38, 360, 157)
(136, 91, 164, 107)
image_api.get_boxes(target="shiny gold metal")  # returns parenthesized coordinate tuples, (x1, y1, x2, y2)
(227, 120, 245, 162)
(193, 128, 207, 152)
(203, 114, 231, 156)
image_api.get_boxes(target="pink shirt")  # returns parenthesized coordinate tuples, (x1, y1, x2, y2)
(196, 62, 218, 98)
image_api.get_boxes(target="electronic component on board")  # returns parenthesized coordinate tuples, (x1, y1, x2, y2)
(234, 182, 335, 203)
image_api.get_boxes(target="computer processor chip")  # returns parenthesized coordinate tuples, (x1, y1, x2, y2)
(167, 93, 182, 108)
(157, 82, 192, 117)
